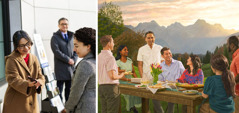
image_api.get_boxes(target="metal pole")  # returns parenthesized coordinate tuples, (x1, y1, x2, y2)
(2, 0, 11, 56)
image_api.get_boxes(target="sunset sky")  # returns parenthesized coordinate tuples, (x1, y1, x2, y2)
(98, 0, 239, 30)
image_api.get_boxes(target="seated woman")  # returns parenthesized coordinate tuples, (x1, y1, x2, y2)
(115, 45, 141, 113)
(201, 54, 235, 113)
(177, 55, 204, 84)
(177, 55, 204, 112)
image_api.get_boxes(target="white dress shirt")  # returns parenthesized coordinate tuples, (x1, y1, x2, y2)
(137, 44, 163, 79)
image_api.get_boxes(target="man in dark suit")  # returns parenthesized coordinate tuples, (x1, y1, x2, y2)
(50, 17, 78, 102)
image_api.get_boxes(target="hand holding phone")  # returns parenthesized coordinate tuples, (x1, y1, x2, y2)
(28, 76, 41, 89)
(28, 76, 37, 83)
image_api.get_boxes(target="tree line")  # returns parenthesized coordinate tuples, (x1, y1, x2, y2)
(98, 2, 232, 74)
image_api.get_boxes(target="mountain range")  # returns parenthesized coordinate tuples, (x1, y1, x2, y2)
(125, 19, 238, 54)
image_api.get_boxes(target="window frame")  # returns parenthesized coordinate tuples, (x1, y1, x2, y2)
(0, 0, 11, 81)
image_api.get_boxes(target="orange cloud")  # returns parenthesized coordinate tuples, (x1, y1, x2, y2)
(99, 0, 239, 30)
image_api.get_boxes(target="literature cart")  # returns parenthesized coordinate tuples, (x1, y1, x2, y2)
(33, 34, 64, 113)
(41, 67, 64, 113)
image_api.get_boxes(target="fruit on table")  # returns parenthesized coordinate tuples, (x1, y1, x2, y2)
(124, 71, 133, 75)
(149, 83, 164, 89)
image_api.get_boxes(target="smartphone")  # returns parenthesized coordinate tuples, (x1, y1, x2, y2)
(28, 76, 37, 83)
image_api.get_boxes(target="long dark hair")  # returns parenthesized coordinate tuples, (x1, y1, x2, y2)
(210, 54, 236, 97)
(188, 55, 201, 75)
(74, 27, 96, 58)
(115, 45, 127, 60)
(13, 30, 33, 52)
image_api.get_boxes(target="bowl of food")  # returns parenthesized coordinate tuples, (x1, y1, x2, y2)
(141, 80, 150, 85)
(157, 81, 165, 84)
(141, 78, 150, 85)
(149, 83, 165, 89)
(178, 88, 186, 91)
(131, 78, 142, 83)
(176, 83, 204, 90)
(183, 90, 198, 95)
(197, 88, 203, 92)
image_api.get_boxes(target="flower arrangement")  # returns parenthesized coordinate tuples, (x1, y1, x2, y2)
(150, 63, 163, 83)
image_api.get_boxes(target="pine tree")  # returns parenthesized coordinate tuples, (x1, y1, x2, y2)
(214, 46, 219, 54)
(203, 51, 211, 64)
(223, 44, 229, 61)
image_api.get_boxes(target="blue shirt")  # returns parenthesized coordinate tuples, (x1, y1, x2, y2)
(158, 59, 185, 81)
(61, 32, 68, 40)
(203, 75, 235, 113)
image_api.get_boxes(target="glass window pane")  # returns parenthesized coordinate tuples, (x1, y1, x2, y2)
(0, 1, 5, 80)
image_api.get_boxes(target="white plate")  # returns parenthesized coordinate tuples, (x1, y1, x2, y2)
(131, 78, 142, 83)
(183, 90, 198, 95)
(135, 84, 147, 88)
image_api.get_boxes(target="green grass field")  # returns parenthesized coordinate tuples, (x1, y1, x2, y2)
(98, 66, 203, 113)
(98, 96, 187, 113)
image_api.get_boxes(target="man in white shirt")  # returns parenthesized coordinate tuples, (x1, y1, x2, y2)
(137, 31, 163, 79)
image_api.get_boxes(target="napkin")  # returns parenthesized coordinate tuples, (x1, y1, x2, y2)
(146, 86, 159, 94)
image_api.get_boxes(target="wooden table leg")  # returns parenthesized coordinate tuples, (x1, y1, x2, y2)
(187, 105, 196, 113)
(119, 95, 121, 113)
(142, 98, 150, 113)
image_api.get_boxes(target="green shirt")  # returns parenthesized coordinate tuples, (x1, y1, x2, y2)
(116, 57, 142, 111)
(116, 57, 133, 79)
(203, 75, 235, 113)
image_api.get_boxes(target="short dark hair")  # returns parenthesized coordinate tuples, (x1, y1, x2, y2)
(100, 35, 112, 47)
(228, 35, 239, 48)
(145, 31, 154, 37)
(161, 47, 170, 55)
(58, 17, 68, 25)
(13, 30, 33, 52)
(74, 27, 96, 58)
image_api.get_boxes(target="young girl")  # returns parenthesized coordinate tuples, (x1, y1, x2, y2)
(201, 54, 236, 113)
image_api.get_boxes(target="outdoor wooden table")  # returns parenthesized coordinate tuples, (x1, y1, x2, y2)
(119, 84, 204, 113)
